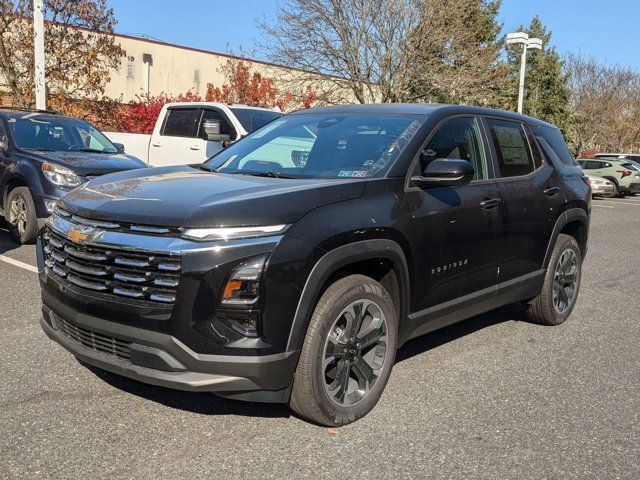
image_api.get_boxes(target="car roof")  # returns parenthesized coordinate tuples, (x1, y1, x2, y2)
(290, 103, 556, 128)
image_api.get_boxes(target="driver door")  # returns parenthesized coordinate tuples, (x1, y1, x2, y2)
(406, 116, 503, 313)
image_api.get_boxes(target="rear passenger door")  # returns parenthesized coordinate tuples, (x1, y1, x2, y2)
(482, 117, 565, 283)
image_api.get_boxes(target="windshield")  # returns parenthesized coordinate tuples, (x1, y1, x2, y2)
(206, 113, 425, 179)
(7, 113, 117, 153)
(229, 107, 282, 133)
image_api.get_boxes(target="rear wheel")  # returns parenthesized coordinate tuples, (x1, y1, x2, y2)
(7, 187, 38, 244)
(526, 234, 582, 325)
(289, 274, 398, 426)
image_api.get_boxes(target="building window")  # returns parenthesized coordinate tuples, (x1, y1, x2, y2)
(126, 63, 135, 78)
(194, 69, 200, 84)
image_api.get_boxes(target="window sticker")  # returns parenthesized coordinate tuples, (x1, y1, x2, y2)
(338, 170, 369, 178)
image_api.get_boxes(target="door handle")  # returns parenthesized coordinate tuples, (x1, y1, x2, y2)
(480, 198, 502, 209)
(151, 141, 161, 147)
(544, 186, 560, 196)
(189, 145, 200, 151)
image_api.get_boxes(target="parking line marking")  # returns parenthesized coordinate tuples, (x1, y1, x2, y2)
(0, 254, 38, 273)
(592, 204, 614, 208)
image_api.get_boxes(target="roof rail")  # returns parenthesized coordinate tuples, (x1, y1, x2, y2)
(0, 106, 59, 114)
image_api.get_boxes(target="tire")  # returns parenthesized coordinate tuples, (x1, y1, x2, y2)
(289, 274, 398, 426)
(6, 187, 38, 244)
(526, 234, 582, 326)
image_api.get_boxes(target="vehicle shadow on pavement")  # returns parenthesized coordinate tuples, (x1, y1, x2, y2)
(0, 227, 21, 256)
(79, 360, 292, 419)
(395, 303, 527, 363)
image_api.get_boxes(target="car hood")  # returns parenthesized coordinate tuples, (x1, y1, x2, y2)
(59, 166, 367, 228)
(27, 150, 148, 176)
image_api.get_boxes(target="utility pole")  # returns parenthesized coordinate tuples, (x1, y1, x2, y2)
(33, 0, 46, 110)
(506, 32, 543, 115)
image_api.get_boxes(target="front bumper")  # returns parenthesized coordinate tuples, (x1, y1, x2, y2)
(41, 304, 297, 402)
(591, 184, 615, 197)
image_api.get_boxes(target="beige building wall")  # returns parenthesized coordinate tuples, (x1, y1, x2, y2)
(107, 34, 297, 102)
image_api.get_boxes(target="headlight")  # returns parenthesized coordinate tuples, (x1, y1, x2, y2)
(42, 163, 82, 187)
(218, 255, 269, 337)
(221, 255, 267, 306)
(182, 224, 288, 241)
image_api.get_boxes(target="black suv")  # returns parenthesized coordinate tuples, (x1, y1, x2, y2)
(0, 108, 147, 244)
(37, 105, 590, 426)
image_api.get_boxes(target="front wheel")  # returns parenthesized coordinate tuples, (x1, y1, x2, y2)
(7, 187, 38, 244)
(289, 274, 398, 426)
(526, 234, 582, 325)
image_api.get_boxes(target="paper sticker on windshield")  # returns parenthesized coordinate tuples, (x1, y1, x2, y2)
(338, 170, 369, 178)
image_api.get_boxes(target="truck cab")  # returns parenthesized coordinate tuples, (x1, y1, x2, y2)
(106, 103, 282, 167)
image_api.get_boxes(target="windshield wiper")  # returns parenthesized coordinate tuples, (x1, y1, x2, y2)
(71, 148, 114, 154)
(24, 147, 56, 152)
(238, 171, 296, 179)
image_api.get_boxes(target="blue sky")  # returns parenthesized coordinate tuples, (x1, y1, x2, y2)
(106, 0, 639, 69)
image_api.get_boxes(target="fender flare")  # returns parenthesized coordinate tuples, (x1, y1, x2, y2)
(285, 239, 410, 352)
(542, 207, 589, 268)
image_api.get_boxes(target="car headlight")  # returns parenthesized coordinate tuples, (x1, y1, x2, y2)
(42, 163, 82, 187)
(218, 255, 269, 337)
(182, 224, 288, 241)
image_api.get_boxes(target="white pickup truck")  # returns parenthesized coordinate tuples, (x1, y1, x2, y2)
(105, 102, 282, 167)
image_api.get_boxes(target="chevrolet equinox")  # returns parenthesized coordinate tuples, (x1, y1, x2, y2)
(38, 105, 590, 426)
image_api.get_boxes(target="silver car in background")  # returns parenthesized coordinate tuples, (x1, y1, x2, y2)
(587, 175, 616, 197)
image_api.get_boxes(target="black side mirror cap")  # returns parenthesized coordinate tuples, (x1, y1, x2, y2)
(411, 158, 474, 188)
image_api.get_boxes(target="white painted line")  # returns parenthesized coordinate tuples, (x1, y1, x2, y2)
(0, 254, 38, 273)
(592, 204, 614, 208)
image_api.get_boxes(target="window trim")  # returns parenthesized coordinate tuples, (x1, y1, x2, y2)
(404, 114, 494, 192)
(480, 115, 546, 182)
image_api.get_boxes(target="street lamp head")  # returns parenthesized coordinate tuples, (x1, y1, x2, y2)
(527, 38, 544, 50)
(506, 31, 529, 45)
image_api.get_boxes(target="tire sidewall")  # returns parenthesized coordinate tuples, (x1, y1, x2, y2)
(308, 279, 398, 425)
(7, 187, 38, 244)
(545, 235, 582, 324)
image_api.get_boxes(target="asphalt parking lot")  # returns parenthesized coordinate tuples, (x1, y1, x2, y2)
(1, 198, 639, 479)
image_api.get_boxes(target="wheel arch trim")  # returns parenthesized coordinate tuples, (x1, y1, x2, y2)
(285, 239, 410, 352)
(543, 207, 589, 268)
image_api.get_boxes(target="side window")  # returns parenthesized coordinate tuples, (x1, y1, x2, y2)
(418, 117, 488, 181)
(582, 161, 596, 169)
(0, 121, 7, 147)
(524, 128, 544, 169)
(199, 109, 235, 140)
(161, 108, 200, 137)
(539, 126, 576, 166)
(486, 118, 535, 177)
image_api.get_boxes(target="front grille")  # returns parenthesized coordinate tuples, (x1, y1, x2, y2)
(54, 314, 132, 361)
(43, 227, 181, 304)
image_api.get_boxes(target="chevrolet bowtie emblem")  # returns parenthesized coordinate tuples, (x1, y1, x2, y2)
(68, 227, 90, 243)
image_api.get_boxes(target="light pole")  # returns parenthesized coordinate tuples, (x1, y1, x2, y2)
(33, 0, 46, 110)
(506, 32, 543, 114)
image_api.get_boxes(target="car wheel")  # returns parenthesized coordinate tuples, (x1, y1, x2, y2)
(7, 187, 38, 244)
(526, 234, 582, 326)
(289, 274, 398, 426)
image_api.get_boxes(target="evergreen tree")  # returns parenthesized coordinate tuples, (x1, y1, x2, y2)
(506, 16, 573, 136)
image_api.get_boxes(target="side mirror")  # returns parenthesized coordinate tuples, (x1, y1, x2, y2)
(203, 119, 231, 142)
(113, 142, 125, 153)
(411, 158, 474, 188)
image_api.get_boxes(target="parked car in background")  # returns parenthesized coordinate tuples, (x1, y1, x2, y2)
(105, 103, 282, 167)
(39, 104, 590, 426)
(585, 175, 616, 197)
(0, 108, 148, 244)
(595, 153, 640, 163)
(577, 158, 640, 196)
